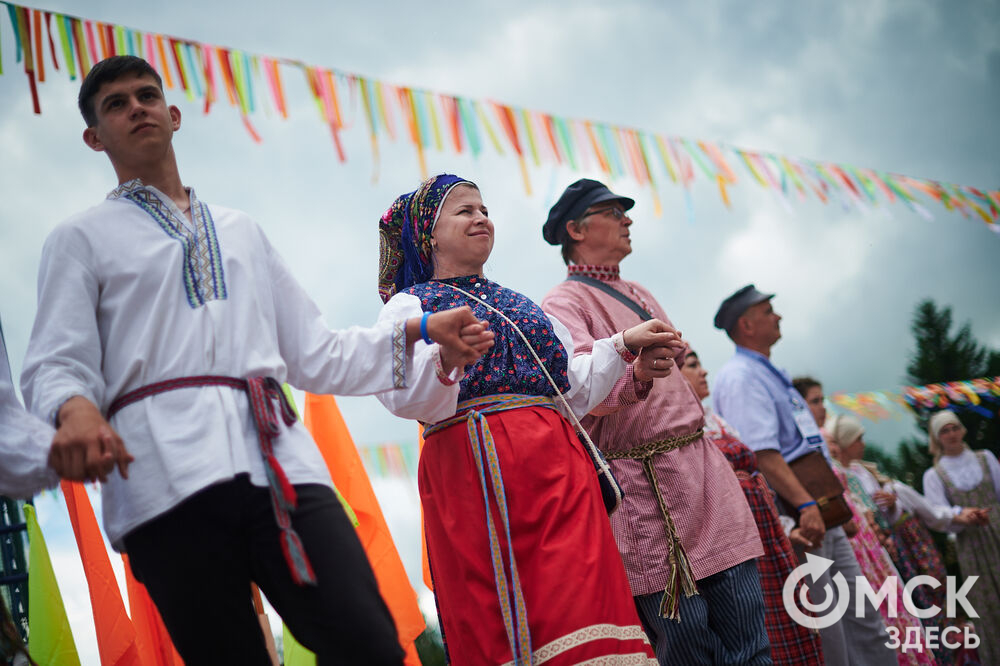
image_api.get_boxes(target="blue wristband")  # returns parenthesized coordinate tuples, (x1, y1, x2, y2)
(797, 500, 818, 512)
(420, 312, 434, 345)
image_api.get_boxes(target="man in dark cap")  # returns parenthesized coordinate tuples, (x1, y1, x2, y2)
(712, 286, 896, 666)
(541, 179, 770, 665)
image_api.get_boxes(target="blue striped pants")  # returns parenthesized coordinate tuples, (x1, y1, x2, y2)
(635, 559, 772, 665)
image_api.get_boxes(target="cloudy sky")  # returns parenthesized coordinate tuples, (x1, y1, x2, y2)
(1, 0, 998, 661)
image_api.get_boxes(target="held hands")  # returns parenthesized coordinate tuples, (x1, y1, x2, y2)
(422, 306, 495, 374)
(954, 507, 990, 526)
(51, 395, 133, 483)
(788, 527, 815, 550)
(872, 490, 897, 511)
(623, 319, 685, 383)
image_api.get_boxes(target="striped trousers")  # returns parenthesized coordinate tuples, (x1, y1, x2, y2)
(635, 559, 772, 665)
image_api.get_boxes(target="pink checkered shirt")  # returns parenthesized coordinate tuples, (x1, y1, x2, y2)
(543, 269, 762, 596)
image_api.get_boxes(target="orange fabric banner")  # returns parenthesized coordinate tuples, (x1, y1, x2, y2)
(303, 394, 425, 666)
(122, 556, 183, 666)
(61, 480, 146, 666)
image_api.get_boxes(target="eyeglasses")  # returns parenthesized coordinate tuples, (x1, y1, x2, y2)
(581, 206, 629, 221)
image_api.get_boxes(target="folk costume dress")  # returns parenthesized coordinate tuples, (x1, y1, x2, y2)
(376, 176, 656, 665)
(831, 463, 934, 665)
(849, 462, 956, 664)
(703, 410, 823, 666)
(923, 446, 1000, 665)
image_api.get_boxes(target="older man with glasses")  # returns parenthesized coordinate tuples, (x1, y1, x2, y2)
(540, 179, 771, 665)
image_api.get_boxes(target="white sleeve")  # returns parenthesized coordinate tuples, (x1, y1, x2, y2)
(983, 450, 1000, 503)
(921, 468, 964, 533)
(264, 229, 411, 396)
(21, 225, 106, 423)
(1, 330, 59, 498)
(548, 315, 627, 420)
(373, 293, 461, 423)
(892, 481, 962, 533)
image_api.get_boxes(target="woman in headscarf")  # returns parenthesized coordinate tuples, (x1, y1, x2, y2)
(375, 174, 680, 665)
(825, 414, 935, 665)
(679, 348, 823, 665)
(922, 411, 999, 664)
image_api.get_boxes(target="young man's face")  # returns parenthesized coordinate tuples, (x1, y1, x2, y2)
(83, 72, 180, 168)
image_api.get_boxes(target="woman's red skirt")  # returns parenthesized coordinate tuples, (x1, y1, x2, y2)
(420, 404, 656, 665)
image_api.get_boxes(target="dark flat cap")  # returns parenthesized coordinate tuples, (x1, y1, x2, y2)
(714, 284, 774, 331)
(543, 179, 635, 245)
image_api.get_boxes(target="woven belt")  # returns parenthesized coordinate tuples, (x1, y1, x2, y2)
(606, 429, 703, 620)
(425, 394, 557, 665)
(108, 375, 317, 587)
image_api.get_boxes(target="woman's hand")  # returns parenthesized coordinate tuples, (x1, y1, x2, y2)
(440, 320, 495, 375)
(623, 319, 684, 383)
(954, 507, 990, 526)
(416, 307, 494, 371)
(622, 319, 683, 353)
(872, 490, 896, 511)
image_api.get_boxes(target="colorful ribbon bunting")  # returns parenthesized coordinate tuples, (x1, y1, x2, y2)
(0, 0, 996, 230)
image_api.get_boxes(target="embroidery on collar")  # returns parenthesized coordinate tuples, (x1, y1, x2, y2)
(567, 264, 620, 282)
(112, 180, 228, 308)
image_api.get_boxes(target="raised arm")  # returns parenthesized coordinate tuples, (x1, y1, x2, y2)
(263, 227, 488, 397)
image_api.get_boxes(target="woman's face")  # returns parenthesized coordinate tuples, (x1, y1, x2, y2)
(680, 352, 709, 401)
(937, 422, 965, 455)
(804, 386, 827, 428)
(843, 435, 865, 462)
(431, 185, 494, 276)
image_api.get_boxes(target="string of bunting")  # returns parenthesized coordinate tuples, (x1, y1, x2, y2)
(829, 376, 1000, 422)
(1, 1, 997, 230)
(359, 442, 419, 480)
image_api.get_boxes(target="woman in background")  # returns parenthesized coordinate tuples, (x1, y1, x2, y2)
(681, 349, 822, 665)
(922, 411, 999, 664)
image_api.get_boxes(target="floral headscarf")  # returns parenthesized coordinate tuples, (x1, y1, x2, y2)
(378, 174, 475, 303)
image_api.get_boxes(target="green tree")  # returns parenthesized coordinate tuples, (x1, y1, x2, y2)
(903, 299, 1000, 467)
(864, 299, 1000, 579)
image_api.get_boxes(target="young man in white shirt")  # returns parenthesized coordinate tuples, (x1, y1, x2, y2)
(21, 55, 492, 666)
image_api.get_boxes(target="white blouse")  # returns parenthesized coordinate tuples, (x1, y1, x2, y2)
(0, 324, 58, 498)
(922, 447, 1000, 533)
(21, 182, 456, 548)
(375, 291, 629, 424)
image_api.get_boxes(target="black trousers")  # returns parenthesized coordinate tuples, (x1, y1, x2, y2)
(124, 475, 405, 666)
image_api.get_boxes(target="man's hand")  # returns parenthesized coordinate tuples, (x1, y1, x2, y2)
(623, 319, 685, 383)
(798, 504, 827, 543)
(788, 527, 815, 550)
(51, 396, 133, 482)
(417, 306, 494, 372)
(634, 346, 673, 383)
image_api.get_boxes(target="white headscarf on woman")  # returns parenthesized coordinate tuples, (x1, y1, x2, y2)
(825, 413, 866, 451)
(927, 410, 967, 461)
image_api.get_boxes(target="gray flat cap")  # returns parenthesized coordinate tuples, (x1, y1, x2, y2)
(713, 284, 774, 332)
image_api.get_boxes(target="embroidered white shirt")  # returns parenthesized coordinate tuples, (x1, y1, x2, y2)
(0, 324, 58, 498)
(21, 182, 455, 548)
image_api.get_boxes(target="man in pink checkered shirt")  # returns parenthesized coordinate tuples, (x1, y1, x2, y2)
(542, 179, 769, 665)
